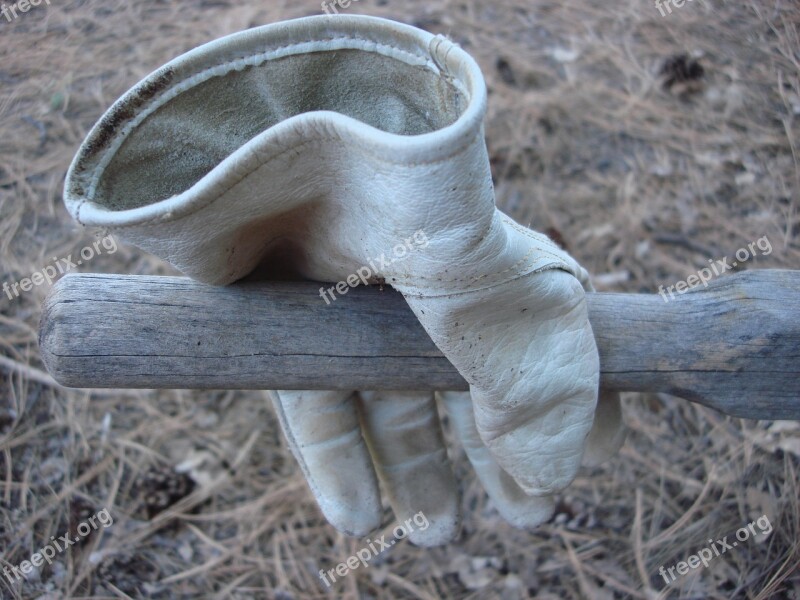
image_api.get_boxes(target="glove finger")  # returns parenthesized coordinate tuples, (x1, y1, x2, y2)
(411, 269, 599, 496)
(439, 391, 555, 529)
(581, 389, 626, 468)
(270, 390, 382, 536)
(358, 391, 460, 546)
(562, 274, 627, 467)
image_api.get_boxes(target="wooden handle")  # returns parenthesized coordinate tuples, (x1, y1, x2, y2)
(39, 270, 800, 419)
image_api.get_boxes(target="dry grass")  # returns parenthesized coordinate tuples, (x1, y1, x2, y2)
(1, 0, 799, 598)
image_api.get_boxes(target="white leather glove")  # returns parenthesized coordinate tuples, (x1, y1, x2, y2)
(269, 390, 459, 545)
(270, 389, 609, 546)
(269, 309, 624, 545)
(63, 15, 626, 542)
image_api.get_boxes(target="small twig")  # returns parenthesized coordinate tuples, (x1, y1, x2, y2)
(0, 354, 58, 387)
(652, 233, 716, 258)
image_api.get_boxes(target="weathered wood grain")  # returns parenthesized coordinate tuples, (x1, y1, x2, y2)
(39, 270, 800, 419)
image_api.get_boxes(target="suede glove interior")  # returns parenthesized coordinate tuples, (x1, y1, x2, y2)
(63, 15, 626, 545)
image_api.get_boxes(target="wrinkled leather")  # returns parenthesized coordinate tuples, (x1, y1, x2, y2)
(64, 15, 626, 543)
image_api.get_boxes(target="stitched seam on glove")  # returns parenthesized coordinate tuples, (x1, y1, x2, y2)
(410, 222, 573, 284)
(397, 264, 579, 298)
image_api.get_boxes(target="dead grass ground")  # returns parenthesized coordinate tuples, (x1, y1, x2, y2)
(1, 0, 799, 598)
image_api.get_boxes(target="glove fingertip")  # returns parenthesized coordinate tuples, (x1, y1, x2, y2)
(581, 390, 627, 468)
(318, 498, 383, 538)
(406, 507, 461, 547)
(495, 495, 555, 530)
